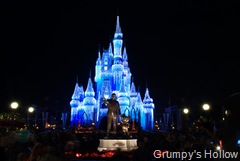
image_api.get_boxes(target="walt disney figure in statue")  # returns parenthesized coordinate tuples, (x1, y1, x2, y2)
(103, 93, 121, 138)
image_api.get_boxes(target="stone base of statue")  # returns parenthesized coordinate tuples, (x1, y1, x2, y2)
(98, 138, 138, 151)
(98, 115, 139, 151)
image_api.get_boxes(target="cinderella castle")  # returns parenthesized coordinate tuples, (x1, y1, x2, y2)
(70, 16, 155, 131)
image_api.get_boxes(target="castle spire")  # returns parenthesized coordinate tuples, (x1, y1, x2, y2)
(71, 82, 80, 100)
(143, 87, 154, 109)
(108, 42, 113, 58)
(96, 45, 101, 66)
(85, 76, 95, 97)
(113, 15, 123, 60)
(123, 46, 128, 67)
(98, 44, 101, 59)
(83, 69, 96, 107)
(130, 81, 137, 94)
(115, 15, 122, 34)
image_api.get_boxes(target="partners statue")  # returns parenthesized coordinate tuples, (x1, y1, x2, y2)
(103, 93, 121, 137)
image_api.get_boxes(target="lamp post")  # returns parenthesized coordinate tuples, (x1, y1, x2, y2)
(202, 103, 210, 111)
(10, 101, 37, 129)
(10, 101, 18, 130)
(202, 103, 210, 122)
(10, 102, 19, 110)
(27, 107, 34, 129)
(201, 103, 213, 132)
(10, 101, 19, 120)
(183, 108, 189, 114)
(183, 108, 189, 128)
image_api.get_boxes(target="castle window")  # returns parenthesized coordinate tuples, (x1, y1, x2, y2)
(104, 58, 108, 65)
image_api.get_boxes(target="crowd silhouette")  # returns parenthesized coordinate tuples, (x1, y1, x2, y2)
(0, 125, 231, 161)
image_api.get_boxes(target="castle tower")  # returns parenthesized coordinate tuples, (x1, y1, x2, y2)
(143, 88, 155, 130)
(83, 73, 96, 124)
(112, 16, 124, 91)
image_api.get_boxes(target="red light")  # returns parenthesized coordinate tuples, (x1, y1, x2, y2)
(219, 140, 222, 149)
(75, 153, 82, 157)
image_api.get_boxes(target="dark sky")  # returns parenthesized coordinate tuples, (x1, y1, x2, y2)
(1, 1, 240, 112)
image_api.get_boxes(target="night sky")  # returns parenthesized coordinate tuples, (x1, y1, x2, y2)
(1, 1, 240, 113)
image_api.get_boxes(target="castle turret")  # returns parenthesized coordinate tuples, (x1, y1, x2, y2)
(84, 77, 96, 105)
(83, 73, 96, 124)
(70, 83, 80, 108)
(130, 80, 138, 107)
(122, 46, 131, 93)
(135, 92, 145, 128)
(143, 87, 155, 130)
(95, 48, 102, 83)
(113, 16, 123, 60)
(108, 42, 113, 61)
(70, 78, 83, 126)
(122, 47, 128, 68)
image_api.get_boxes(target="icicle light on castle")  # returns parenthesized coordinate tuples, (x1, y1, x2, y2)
(70, 16, 155, 130)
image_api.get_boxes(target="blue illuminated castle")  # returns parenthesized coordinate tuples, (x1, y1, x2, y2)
(70, 16, 155, 130)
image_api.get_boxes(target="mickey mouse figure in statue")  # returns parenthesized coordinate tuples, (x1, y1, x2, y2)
(120, 114, 132, 138)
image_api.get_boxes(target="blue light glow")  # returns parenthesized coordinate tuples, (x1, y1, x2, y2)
(237, 139, 240, 145)
(70, 16, 155, 130)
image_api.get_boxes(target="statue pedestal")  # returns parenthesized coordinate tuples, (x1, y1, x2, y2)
(98, 138, 138, 151)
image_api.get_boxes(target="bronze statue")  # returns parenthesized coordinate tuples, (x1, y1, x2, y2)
(103, 93, 121, 137)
